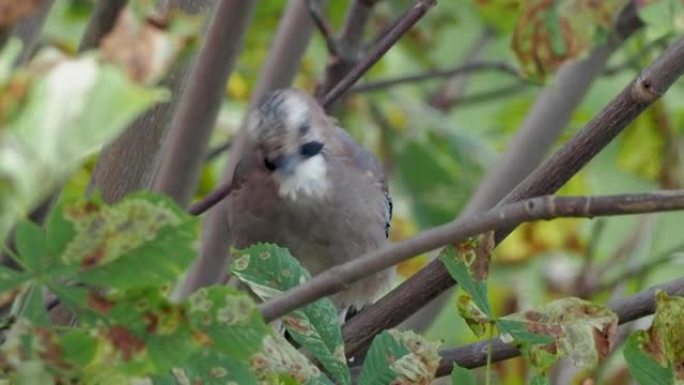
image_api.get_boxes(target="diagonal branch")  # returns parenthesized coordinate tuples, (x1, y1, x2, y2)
(341, 32, 684, 357)
(433, 276, 684, 376)
(349, 60, 521, 93)
(259, 190, 684, 321)
(307, 0, 339, 56)
(321, 0, 437, 108)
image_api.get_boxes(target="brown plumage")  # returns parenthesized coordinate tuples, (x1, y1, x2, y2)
(227, 89, 393, 311)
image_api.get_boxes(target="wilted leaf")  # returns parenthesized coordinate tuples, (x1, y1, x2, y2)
(0, 0, 40, 27)
(0, 48, 167, 243)
(153, 350, 259, 385)
(499, 297, 618, 369)
(100, 7, 200, 84)
(439, 237, 494, 336)
(231, 243, 350, 385)
(358, 329, 441, 385)
(250, 334, 334, 385)
(512, 0, 628, 78)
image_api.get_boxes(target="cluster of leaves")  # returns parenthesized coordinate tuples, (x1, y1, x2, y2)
(0, 194, 444, 384)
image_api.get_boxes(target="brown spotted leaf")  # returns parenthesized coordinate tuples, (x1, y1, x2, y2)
(231, 243, 350, 385)
(499, 297, 618, 370)
(512, 0, 629, 79)
(358, 329, 441, 385)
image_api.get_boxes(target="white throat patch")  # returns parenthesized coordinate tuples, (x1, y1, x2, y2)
(276, 154, 329, 200)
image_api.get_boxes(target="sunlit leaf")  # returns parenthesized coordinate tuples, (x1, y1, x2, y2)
(0, 47, 167, 243)
(358, 329, 441, 385)
(231, 243, 350, 385)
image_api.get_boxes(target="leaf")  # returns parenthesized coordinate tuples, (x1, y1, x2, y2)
(624, 331, 674, 385)
(59, 193, 197, 290)
(636, 0, 684, 39)
(512, 0, 629, 78)
(18, 283, 50, 327)
(0, 265, 30, 292)
(231, 243, 350, 385)
(651, 291, 684, 369)
(450, 363, 475, 385)
(187, 286, 270, 361)
(251, 334, 335, 385)
(14, 221, 48, 273)
(0, 51, 167, 243)
(155, 350, 259, 385)
(498, 297, 618, 370)
(358, 329, 441, 385)
(439, 238, 493, 337)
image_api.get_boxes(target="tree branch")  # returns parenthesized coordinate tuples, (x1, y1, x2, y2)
(307, 0, 338, 56)
(153, 0, 255, 206)
(11, 0, 55, 65)
(178, 0, 318, 297)
(89, 0, 215, 204)
(78, 0, 128, 52)
(348, 60, 521, 93)
(341, 31, 684, 357)
(259, 190, 684, 322)
(320, 0, 437, 109)
(433, 276, 684, 376)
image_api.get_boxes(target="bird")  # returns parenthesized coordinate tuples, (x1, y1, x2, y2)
(226, 88, 393, 317)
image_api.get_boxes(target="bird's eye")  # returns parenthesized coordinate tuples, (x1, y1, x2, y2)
(264, 158, 276, 171)
(300, 141, 324, 157)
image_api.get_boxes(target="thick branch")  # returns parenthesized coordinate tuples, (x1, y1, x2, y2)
(153, 0, 255, 206)
(321, 0, 437, 109)
(259, 190, 684, 321)
(78, 0, 128, 51)
(349, 60, 521, 93)
(89, 0, 215, 204)
(433, 276, 684, 376)
(178, 0, 317, 297)
(342, 32, 684, 357)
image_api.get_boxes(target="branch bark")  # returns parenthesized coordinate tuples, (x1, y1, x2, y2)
(321, 0, 437, 109)
(89, 0, 215, 204)
(152, 0, 255, 206)
(349, 60, 521, 93)
(433, 276, 684, 376)
(259, 190, 684, 321)
(341, 32, 684, 357)
(78, 0, 128, 52)
(11, 0, 55, 65)
(177, 0, 318, 297)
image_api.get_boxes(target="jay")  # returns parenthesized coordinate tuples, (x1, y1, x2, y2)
(227, 89, 393, 315)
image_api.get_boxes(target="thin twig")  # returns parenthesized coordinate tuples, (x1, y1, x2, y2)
(259, 190, 684, 321)
(307, 0, 339, 55)
(321, 0, 437, 108)
(349, 61, 521, 93)
(432, 276, 684, 376)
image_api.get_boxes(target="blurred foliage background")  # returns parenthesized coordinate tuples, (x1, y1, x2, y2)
(17, 0, 684, 383)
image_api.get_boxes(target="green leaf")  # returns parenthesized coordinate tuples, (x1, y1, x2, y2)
(637, 0, 684, 40)
(18, 283, 50, 326)
(0, 265, 30, 292)
(624, 332, 674, 385)
(58, 193, 197, 290)
(0, 52, 167, 243)
(439, 241, 493, 337)
(231, 243, 350, 385)
(450, 363, 475, 385)
(498, 297, 618, 370)
(14, 221, 48, 273)
(187, 286, 270, 360)
(45, 200, 76, 260)
(159, 350, 260, 385)
(358, 329, 441, 385)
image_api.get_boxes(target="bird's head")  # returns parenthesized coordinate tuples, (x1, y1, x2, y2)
(246, 89, 331, 200)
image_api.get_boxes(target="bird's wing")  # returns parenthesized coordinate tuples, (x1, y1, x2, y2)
(332, 125, 393, 238)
